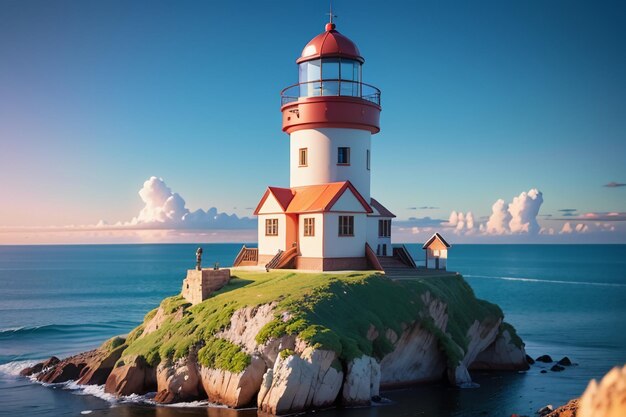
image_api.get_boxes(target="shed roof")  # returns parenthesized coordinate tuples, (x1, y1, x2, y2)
(422, 232, 451, 249)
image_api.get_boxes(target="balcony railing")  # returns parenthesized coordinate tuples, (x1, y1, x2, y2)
(281, 80, 381, 107)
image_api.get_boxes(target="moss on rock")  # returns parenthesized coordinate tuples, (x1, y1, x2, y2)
(116, 270, 515, 373)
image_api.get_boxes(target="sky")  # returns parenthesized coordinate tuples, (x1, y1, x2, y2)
(0, 0, 625, 244)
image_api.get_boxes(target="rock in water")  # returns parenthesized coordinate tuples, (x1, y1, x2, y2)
(257, 347, 343, 415)
(470, 326, 530, 372)
(199, 355, 266, 407)
(154, 354, 203, 404)
(28, 338, 126, 385)
(537, 404, 554, 416)
(545, 398, 578, 417)
(557, 357, 573, 366)
(536, 355, 553, 363)
(551, 364, 565, 372)
(342, 355, 380, 405)
(526, 354, 535, 365)
(20, 356, 59, 377)
(105, 356, 156, 396)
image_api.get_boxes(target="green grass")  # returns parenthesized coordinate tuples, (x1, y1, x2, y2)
(197, 338, 251, 373)
(117, 270, 512, 372)
(101, 336, 126, 352)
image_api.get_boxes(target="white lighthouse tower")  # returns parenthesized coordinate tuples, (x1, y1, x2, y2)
(245, 19, 396, 271)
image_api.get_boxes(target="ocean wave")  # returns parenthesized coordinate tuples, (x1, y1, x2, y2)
(1, 368, 229, 409)
(0, 360, 38, 376)
(464, 274, 626, 287)
(0, 321, 136, 337)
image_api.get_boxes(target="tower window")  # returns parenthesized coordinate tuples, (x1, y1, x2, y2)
(303, 218, 315, 237)
(337, 147, 350, 165)
(366, 149, 370, 170)
(378, 219, 391, 238)
(265, 218, 278, 236)
(338, 216, 354, 237)
(299, 148, 308, 167)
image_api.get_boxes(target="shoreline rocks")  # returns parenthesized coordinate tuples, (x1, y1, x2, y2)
(20, 286, 531, 415)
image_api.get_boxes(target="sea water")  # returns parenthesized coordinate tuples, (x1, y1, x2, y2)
(0, 244, 624, 417)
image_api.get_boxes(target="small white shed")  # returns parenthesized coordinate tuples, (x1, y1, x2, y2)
(423, 233, 451, 270)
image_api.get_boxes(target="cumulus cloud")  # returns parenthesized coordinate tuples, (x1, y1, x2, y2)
(445, 210, 475, 234)
(102, 177, 255, 230)
(508, 189, 543, 234)
(448, 189, 543, 236)
(560, 222, 589, 234)
(485, 199, 512, 235)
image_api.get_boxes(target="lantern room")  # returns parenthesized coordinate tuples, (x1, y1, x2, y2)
(280, 22, 381, 134)
(296, 22, 364, 99)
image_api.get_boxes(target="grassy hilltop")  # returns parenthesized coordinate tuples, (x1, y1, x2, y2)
(117, 270, 517, 372)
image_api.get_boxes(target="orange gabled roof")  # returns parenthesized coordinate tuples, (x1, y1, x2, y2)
(369, 198, 396, 218)
(286, 181, 372, 214)
(253, 186, 295, 215)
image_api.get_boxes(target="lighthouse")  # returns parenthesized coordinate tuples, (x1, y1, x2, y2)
(246, 19, 396, 271)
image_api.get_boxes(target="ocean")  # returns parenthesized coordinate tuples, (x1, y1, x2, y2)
(0, 244, 625, 417)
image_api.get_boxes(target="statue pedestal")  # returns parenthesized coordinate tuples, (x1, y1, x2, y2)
(181, 269, 230, 305)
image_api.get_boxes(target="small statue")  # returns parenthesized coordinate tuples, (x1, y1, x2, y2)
(195, 247, 203, 271)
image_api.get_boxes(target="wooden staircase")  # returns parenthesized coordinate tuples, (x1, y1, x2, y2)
(232, 245, 258, 267)
(265, 245, 299, 270)
(378, 245, 418, 278)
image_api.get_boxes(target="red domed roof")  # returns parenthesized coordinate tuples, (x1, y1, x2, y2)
(296, 23, 364, 64)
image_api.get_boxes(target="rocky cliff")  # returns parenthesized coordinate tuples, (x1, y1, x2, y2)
(22, 270, 529, 415)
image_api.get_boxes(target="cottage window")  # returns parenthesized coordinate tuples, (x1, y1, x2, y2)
(337, 147, 350, 165)
(378, 219, 391, 237)
(299, 148, 308, 167)
(338, 216, 354, 236)
(303, 218, 315, 237)
(265, 218, 278, 236)
(366, 149, 370, 170)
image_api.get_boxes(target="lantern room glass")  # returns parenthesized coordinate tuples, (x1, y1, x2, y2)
(298, 58, 362, 98)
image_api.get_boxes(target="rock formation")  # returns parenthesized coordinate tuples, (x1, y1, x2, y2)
(21, 271, 530, 415)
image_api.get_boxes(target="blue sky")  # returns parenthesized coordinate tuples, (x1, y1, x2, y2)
(1, 0, 625, 243)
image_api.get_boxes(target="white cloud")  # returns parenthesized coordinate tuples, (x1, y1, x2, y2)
(483, 189, 543, 235)
(466, 212, 475, 230)
(444, 210, 475, 234)
(575, 223, 589, 233)
(561, 222, 573, 234)
(485, 199, 511, 235)
(508, 189, 543, 234)
(102, 176, 255, 230)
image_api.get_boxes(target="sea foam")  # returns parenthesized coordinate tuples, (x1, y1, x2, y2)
(464, 274, 626, 288)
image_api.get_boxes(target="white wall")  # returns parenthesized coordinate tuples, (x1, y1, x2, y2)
(256, 192, 285, 215)
(290, 128, 371, 201)
(257, 214, 287, 256)
(330, 188, 366, 212)
(323, 212, 367, 258)
(425, 248, 448, 270)
(366, 216, 392, 256)
(298, 213, 324, 258)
